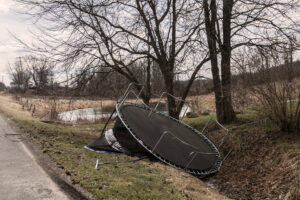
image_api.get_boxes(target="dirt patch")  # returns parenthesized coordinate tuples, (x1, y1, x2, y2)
(207, 127, 300, 200)
(142, 160, 231, 200)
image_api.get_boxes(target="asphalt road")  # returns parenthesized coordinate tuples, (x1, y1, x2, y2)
(0, 115, 69, 200)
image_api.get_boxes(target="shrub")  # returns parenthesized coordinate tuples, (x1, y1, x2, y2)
(237, 45, 300, 132)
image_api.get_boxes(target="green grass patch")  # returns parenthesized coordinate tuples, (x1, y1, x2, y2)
(236, 106, 259, 120)
(183, 106, 261, 132)
(184, 114, 216, 131)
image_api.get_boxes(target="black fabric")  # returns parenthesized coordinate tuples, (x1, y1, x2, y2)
(113, 117, 147, 154)
(119, 105, 218, 171)
(86, 134, 120, 153)
(86, 117, 147, 154)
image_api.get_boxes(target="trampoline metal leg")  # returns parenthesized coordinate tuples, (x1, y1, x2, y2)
(201, 117, 213, 134)
(184, 152, 198, 170)
(184, 151, 219, 170)
(152, 131, 170, 152)
(148, 91, 190, 120)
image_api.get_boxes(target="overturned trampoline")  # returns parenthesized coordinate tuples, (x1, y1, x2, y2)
(85, 84, 223, 177)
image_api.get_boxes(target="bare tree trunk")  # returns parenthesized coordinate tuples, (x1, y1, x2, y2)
(204, 0, 236, 123)
(220, 0, 236, 123)
(163, 68, 178, 118)
(221, 53, 235, 122)
(144, 56, 152, 105)
(204, 0, 225, 122)
(212, 60, 224, 122)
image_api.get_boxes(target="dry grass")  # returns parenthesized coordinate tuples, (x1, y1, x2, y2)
(13, 94, 217, 122)
(0, 95, 36, 121)
(19, 96, 117, 114)
(187, 94, 216, 114)
(142, 161, 229, 200)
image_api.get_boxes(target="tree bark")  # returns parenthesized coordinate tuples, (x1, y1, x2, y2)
(163, 66, 178, 119)
(204, 0, 236, 123)
(204, 0, 225, 122)
(221, 0, 236, 122)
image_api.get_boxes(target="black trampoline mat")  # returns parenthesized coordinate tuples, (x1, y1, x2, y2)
(118, 104, 219, 172)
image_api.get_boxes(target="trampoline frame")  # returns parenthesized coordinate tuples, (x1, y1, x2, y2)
(97, 83, 223, 176)
(116, 97, 222, 176)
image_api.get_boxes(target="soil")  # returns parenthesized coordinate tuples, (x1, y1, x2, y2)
(205, 127, 300, 200)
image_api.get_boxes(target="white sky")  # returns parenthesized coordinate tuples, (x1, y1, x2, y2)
(0, 0, 299, 86)
(0, 0, 32, 86)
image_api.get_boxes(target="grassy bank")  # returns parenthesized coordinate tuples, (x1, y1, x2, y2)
(9, 117, 184, 199)
(0, 95, 228, 200)
(4, 93, 299, 199)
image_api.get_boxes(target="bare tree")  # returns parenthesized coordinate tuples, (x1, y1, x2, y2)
(9, 57, 31, 93)
(16, 0, 210, 119)
(22, 55, 54, 93)
(202, 0, 299, 123)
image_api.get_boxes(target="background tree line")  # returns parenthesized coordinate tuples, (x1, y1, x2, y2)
(13, 0, 300, 122)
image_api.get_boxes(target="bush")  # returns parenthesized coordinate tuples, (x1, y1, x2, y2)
(238, 46, 300, 132)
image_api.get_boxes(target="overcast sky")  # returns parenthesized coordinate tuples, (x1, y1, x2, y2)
(0, 0, 32, 86)
(0, 0, 299, 86)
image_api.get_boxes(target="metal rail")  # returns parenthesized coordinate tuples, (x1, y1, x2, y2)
(101, 83, 144, 136)
(148, 92, 190, 120)
(151, 130, 218, 171)
(184, 151, 218, 170)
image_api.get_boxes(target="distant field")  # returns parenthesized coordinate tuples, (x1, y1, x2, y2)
(11, 93, 217, 122)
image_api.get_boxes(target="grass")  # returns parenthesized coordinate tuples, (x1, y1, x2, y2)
(7, 116, 186, 200)
(184, 114, 216, 131)
(183, 106, 261, 132)
(8, 94, 300, 200)
(0, 94, 234, 200)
